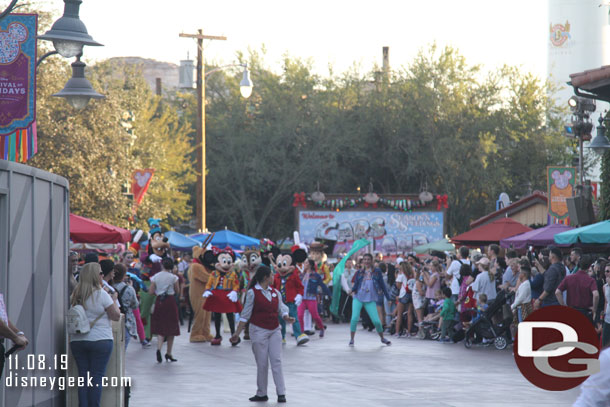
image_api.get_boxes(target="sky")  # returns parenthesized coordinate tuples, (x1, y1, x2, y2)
(40, 0, 549, 79)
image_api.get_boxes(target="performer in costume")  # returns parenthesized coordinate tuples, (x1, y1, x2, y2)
(309, 242, 331, 322)
(298, 259, 331, 338)
(188, 242, 215, 342)
(145, 218, 170, 277)
(140, 218, 171, 340)
(230, 265, 292, 403)
(349, 253, 392, 347)
(203, 246, 242, 346)
(241, 247, 263, 340)
(272, 247, 310, 345)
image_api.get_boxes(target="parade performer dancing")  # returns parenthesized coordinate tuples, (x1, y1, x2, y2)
(231, 265, 292, 403)
(187, 235, 215, 342)
(203, 246, 242, 345)
(272, 247, 310, 345)
(349, 253, 392, 346)
(298, 259, 331, 338)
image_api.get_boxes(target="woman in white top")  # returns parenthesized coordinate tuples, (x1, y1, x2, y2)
(510, 265, 533, 341)
(70, 262, 121, 407)
(394, 262, 413, 337)
(470, 256, 497, 303)
(149, 257, 180, 363)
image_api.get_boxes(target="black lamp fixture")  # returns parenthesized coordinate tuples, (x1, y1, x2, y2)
(586, 115, 610, 155)
(37, 0, 102, 58)
(53, 56, 104, 109)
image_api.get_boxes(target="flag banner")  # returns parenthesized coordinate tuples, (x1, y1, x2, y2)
(0, 14, 38, 162)
(131, 169, 155, 206)
(547, 166, 576, 220)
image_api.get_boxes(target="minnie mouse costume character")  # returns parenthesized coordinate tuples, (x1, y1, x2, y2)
(203, 246, 243, 345)
(272, 247, 310, 346)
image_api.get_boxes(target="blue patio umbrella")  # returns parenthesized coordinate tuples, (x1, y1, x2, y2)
(190, 229, 259, 251)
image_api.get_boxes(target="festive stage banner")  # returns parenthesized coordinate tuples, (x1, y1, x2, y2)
(131, 169, 155, 206)
(547, 166, 576, 220)
(298, 210, 444, 255)
(0, 14, 38, 162)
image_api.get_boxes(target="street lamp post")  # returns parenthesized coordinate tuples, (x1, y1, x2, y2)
(179, 30, 253, 232)
(1, 0, 105, 109)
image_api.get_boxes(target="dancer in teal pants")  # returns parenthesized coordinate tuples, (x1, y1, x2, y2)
(348, 253, 392, 346)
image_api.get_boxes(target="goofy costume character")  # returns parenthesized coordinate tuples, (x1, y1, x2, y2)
(203, 246, 242, 346)
(272, 247, 309, 346)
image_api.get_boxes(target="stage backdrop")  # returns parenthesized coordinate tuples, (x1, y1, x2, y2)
(298, 210, 444, 256)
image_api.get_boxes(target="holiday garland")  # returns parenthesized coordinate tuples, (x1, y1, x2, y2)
(292, 192, 449, 211)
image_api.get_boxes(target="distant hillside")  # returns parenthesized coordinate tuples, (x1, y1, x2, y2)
(105, 57, 183, 92)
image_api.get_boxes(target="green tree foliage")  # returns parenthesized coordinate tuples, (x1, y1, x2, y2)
(200, 46, 570, 238)
(30, 58, 195, 229)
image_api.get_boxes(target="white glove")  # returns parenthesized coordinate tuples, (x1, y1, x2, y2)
(294, 294, 303, 306)
(227, 291, 238, 302)
(202, 291, 213, 298)
(149, 254, 162, 263)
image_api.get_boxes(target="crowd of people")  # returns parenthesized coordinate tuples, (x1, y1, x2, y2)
(64, 241, 610, 405)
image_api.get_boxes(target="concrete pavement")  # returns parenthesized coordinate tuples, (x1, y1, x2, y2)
(124, 323, 580, 407)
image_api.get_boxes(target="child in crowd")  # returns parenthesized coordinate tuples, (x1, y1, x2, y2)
(438, 287, 456, 343)
(471, 293, 488, 325)
(423, 290, 444, 323)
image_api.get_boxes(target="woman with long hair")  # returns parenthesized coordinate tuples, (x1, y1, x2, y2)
(394, 262, 413, 337)
(231, 265, 294, 403)
(112, 263, 139, 350)
(298, 259, 330, 338)
(149, 257, 180, 363)
(349, 253, 392, 346)
(70, 262, 121, 407)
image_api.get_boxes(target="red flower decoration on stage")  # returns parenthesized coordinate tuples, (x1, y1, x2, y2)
(436, 194, 449, 210)
(292, 192, 307, 208)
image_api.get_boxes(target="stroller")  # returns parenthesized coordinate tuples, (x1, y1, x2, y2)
(464, 290, 514, 350)
(417, 320, 441, 340)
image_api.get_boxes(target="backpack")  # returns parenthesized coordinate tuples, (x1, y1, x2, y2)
(117, 285, 129, 314)
(67, 304, 105, 335)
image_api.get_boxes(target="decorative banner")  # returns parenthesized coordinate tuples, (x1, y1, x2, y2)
(0, 14, 37, 162)
(547, 166, 576, 220)
(298, 210, 444, 256)
(131, 169, 155, 207)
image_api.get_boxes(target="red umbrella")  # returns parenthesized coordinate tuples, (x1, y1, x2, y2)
(70, 214, 131, 244)
(451, 218, 532, 247)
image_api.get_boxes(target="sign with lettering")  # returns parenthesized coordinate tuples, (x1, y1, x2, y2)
(298, 210, 444, 255)
(0, 14, 37, 136)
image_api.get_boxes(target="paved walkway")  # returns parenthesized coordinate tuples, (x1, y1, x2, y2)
(124, 323, 580, 407)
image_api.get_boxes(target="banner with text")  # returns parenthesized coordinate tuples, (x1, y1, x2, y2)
(0, 14, 38, 162)
(298, 210, 444, 256)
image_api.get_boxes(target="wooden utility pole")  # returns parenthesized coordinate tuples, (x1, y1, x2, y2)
(179, 30, 227, 232)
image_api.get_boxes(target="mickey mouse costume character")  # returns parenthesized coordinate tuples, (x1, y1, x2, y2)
(145, 218, 171, 277)
(272, 247, 310, 346)
(139, 218, 171, 340)
(203, 246, 242, 345)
